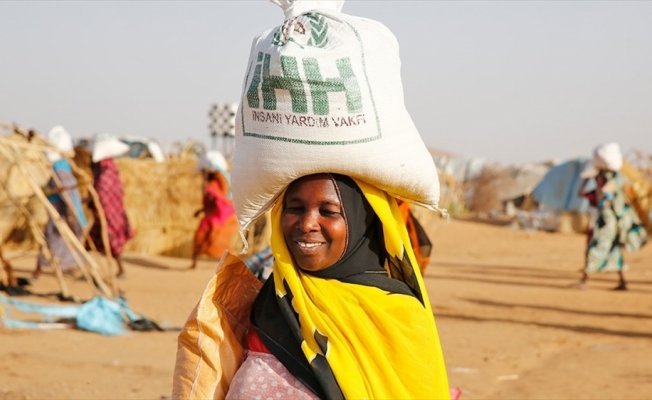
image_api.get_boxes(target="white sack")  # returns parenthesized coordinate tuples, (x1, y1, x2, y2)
(581, 142, 623, 178)
(197, 150, 229, 173)
(45, 125, 74, 162)
(231, 0, 440, 231)
(91, 133, 130, 162)
(593, 142, 623, 172)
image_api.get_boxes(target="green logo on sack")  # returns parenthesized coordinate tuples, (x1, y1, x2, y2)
(242, 21, 383, 146)
(246, 52, 362, 116)
(272, 13, 330, 48)
(306, 13, 329, 48)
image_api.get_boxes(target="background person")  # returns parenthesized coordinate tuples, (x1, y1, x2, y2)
(578, 142, 648, 290)
(87, 133, 134, 278)
(189, 151, 239, 269)
(34, 126, 88, 279)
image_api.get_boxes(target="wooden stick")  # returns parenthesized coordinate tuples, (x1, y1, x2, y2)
(65, 160, 117, 294)
(0, 247, 12, 287)
(43, 162, 99, 293)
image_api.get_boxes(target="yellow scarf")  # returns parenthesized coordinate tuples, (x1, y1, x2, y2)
(270, 179, 449, 399)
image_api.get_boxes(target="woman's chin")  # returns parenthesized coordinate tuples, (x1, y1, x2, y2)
(294, 256, 329, 273)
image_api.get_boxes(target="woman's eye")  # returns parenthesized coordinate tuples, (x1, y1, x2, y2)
(321, 209, 340, 217)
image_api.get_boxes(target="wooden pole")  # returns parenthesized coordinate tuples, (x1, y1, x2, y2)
(65, 160, 117, 294)
(0, 247, 12, 287)
(42, 160, 98, 293)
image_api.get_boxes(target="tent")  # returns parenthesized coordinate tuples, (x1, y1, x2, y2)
(531, 158, 591, 213)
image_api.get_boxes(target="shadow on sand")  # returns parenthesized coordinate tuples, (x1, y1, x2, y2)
(460, 297, 652, 320)
(121, 256, 186, 271)
(435, 312, 652, 340)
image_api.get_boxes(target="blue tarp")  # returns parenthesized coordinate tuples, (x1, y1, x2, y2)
(531, 158, 591, 212)
(0, 295, 143, 335)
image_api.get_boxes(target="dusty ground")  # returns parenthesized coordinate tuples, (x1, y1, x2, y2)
(1, 218, 652, 399)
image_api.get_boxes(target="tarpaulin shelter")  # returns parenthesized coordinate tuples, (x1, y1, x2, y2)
(491, 163, 551, 203)
(531, 158, 591, 213)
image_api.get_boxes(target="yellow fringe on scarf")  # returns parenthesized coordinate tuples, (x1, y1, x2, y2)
(270, 179, 449, 399)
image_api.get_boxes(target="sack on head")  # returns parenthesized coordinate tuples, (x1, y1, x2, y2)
(45, 125, 74, 162)
(581, 142, 623, 178)
(91, 133, 130, 163)
(231, 0, 441, 233)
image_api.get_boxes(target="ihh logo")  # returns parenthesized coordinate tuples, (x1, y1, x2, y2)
(246, 52, 363, 116)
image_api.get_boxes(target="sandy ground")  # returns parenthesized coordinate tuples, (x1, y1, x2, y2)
(1, 218, 652, 399)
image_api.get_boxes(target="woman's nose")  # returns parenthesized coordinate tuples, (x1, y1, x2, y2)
(297, 210, 319, 232)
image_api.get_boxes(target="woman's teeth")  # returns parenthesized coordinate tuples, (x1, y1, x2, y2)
(297, 242, 322, 249)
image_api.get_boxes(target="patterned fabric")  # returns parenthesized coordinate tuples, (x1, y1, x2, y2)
(89, 159, 134, 257)
(244, 246, 274, 281)
(38, 198, 83, 271)
(266, 178, 449, 399)
(585, 172, 648, 273)
(225, 351, 319, 400)
(47, 160, 88, 228)
(193, 175, 239, 259)
(38, 160, 86, 270)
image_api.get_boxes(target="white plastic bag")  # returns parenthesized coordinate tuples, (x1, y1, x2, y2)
(232, 0, 440, 232)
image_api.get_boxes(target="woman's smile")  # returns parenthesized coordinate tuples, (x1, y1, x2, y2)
(295, 241, 325, 250)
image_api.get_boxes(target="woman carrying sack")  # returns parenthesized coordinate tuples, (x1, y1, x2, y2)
(34, 126, 88, 279)
(173, 1, 449, 398)
(578, 142, 648, 290)
(88, 133, 134, 278)
(189, 151, 239, 269)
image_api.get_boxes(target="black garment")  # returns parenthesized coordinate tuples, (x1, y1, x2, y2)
(251, 277, 326, 398)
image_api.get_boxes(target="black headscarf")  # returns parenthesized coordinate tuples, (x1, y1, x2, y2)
(250, 174, 413, 399)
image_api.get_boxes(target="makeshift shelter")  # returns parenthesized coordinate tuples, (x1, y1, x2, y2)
(0, 125, 115, 299)
(531, 158, 591, 213)
(431, 153, 489, 216)
(92, 151, 261, 259)
(492, 163, 551, 204)
(116, 157, 205, 258)
(117, 135, 165, 162)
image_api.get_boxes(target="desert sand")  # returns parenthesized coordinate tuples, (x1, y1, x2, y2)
(1, 218, 652, 399)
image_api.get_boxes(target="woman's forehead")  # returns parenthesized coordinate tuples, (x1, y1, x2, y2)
(285, 174, 340, 201)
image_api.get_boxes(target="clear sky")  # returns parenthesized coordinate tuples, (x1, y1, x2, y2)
(1, 0, 651, 165)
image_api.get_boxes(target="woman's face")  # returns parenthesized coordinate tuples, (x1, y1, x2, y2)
(282, 174, 348, 272)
